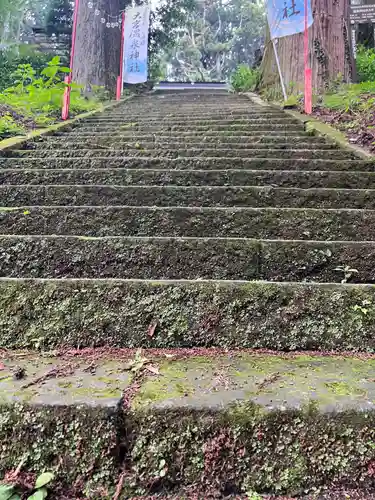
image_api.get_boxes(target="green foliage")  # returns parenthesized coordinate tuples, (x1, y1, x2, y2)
(322, 81, 375, 113)
(231, 64, 260, 92)
(260, 85, 284, 102)
(334, 265, 359, 284)
(356, 45, 375, 83)
(163, 0, 265, 82)
(147, 0, 197, 82)
(282, 94, 299, 108)
(0, 484, 18, 500)
(246, 491, 262, 500)
(0, 114, 24, 138)
(0, 47, 53, 91)
(0, 55, 100, 139)
(0, 472, 54, 500)
(34, 473, 54, 489)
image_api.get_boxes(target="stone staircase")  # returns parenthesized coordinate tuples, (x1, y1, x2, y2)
(1, 91, 375, 498)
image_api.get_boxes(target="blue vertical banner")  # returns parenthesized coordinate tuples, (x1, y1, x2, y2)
(123, 5, 151, 84)
(267, 0, 313, 39)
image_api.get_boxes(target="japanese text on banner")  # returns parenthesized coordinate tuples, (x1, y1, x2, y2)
(123, 5, 150, 84)
(267, 0, 313, 40)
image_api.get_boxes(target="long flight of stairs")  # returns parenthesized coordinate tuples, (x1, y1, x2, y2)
(1, 91, 375, 498)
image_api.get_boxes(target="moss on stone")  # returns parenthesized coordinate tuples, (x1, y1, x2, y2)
(134, 359, 207, 408)
(2, 358, 375, 496)
(3, 168, 375, 190)
(0, 403, 118, 495)
(124, 403, 375, 496)
(4, 184, 375, 209)
(2, 205, 375, 241)
(0, 156, 372, 172)
(2, 280, 375, 351)
(325, 381, 367, 397)
(6, 147, 351, 160)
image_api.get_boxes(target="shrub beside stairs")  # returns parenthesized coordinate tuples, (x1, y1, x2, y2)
(1, 91, 375, 498)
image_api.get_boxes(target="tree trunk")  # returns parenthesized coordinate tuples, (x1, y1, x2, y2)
(260, 0, 353, 92)
(72, 0, 121, 95)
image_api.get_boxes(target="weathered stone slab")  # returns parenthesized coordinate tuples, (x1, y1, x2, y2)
(1, 279, 375, 351)
(2, 351, 375, 496)
(0, 354, 130, 407)
(2, 167, 374, 189)
(3, 184, 375, 209)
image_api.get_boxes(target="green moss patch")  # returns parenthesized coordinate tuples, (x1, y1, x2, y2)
(2, 353, 375, 496)
(4, 147, 351, 160)
(2, 236, 375, 283)
(30, 140, 336, 152)
(2, 184, 375, 209)
(1, 205, 375, 240)
(3, 168, 375, 190)
(45, 132, 328, 144)
(1, 280, 375, 350)
(0, 157, 372, 172)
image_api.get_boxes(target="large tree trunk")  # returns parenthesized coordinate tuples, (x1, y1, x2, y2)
(72, 0, 121, 95)
(260, 0, 353, 92)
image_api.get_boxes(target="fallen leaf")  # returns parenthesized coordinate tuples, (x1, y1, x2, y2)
(146, 365, 160, 375)
(124, 349, 149, 373)
(148, 321, 157, 338)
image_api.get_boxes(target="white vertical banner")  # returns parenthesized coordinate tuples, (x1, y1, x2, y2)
(123, 5, 151, 84)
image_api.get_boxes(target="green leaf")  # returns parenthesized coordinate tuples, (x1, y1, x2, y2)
(49, 56, 60, 66)
(0, 485, 16, 500)
(60, 67, 71, 73)
(41, 67, 56, 78)
(28, 488, 48, 500)
(35, 472, 54, 489)
(9, 495, 21, 500)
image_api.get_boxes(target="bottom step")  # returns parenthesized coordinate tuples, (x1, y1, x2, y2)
(1, 350, 375, 497)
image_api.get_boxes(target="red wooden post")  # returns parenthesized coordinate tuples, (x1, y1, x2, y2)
(116, 12, 126, 101)
(304, 0, 312, 114)
(62, 0, 80, 120)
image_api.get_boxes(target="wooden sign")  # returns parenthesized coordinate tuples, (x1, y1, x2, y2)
(350, 4, 375, 24)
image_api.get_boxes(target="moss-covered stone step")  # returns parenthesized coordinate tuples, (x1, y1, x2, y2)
(123, 104, 264, 110)
(2, 279, 375, 349)
(0, 157, 371, 172)
(0, 235, 261, 280)
(5, 148, 353, 160)
(110, 111, 289, 119)
(122, 99, 271, 104)
(122, 102, 265, 109)
(108, 490, 375, 499)
(1, 235, 375, 282)
(123, 107, 272, 114)
(3, 351, 375, 496)
(62, 128, 313, 137)
(52, 133, 328, 144)
(2, 185, 375, 209)
(82, 118, 300, 126)
(67, 123, 304, 132)
(35, 140, 337, 151)
(3, 168, 375, 189)
(1, 206, 374, 240)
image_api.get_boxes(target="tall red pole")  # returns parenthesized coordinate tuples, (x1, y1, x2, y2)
(116, 12, 126, 101)
(62, 0, 80, 120)
(304, 0, 312, 114)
